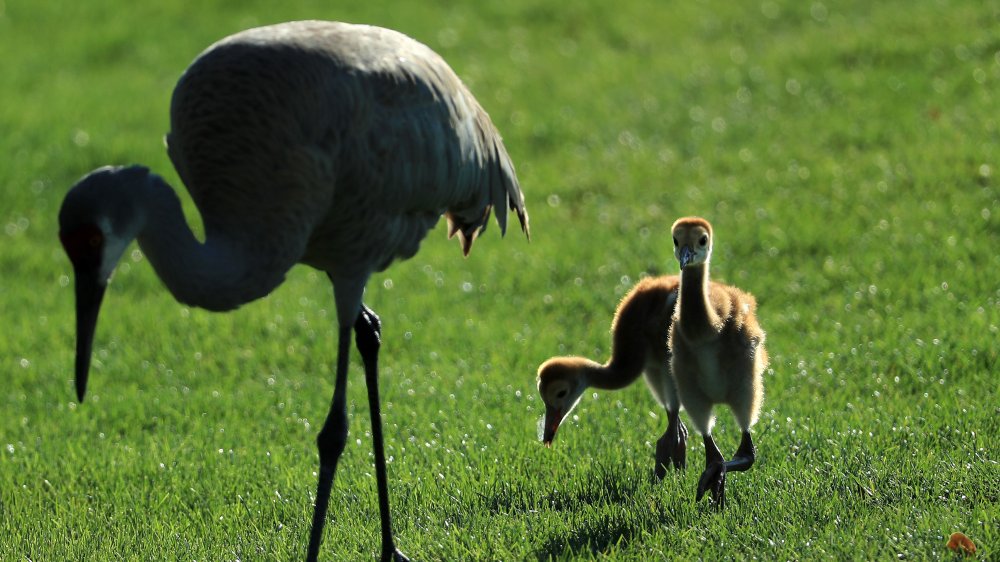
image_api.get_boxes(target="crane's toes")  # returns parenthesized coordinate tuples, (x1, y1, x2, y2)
(696, 461, 726, 509)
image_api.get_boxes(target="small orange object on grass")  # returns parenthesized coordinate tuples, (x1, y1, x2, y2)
(947, 532, 976, 556)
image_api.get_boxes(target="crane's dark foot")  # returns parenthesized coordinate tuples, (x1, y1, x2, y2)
(696, 460, 726, 509)
(654, 415, 688, 479)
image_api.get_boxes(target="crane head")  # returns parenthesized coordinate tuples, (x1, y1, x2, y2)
(58, 165, 148, 401)
(536, 358, 590, 446)
(671, 216, 713, 269)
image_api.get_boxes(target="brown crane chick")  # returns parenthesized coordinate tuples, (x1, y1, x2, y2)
(669, 217, 766, 508)
(537, 275, 689, 478)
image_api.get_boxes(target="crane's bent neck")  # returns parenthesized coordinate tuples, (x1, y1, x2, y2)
(136, 174, 283, 311)
(573, 358, 640, 391)
(677, 263, 721, 341)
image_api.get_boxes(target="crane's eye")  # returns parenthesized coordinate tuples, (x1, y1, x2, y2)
(555, 389, 568, 399)
(60, 224, 104, 269)
(672, 237, 678, 247)
(699, 235, 708, 246)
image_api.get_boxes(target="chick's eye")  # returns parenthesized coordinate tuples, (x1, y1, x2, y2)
(672, 237, 678, 247)
(699, 235, 708, 246)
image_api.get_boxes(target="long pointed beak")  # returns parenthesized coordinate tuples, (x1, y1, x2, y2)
(679, 246, 694, 269)
(541, 405, 563, 446)
(73, 268, 106, 402)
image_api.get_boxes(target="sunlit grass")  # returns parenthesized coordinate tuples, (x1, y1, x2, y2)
(1, 0, 998, 560)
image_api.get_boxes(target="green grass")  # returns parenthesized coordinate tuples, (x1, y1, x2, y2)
(2, 0, 998, 559)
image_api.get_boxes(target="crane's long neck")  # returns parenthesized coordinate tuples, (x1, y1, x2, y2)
(572, 358, 641, 391)
(677, 263, 722, 342)
(135, 174, 283, 311)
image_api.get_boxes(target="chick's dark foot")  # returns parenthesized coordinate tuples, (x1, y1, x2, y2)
(654, 420, 689, 479)
(696, 460, 726, 509)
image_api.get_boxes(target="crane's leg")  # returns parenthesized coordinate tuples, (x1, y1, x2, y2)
(696, 431, 756, 509)
(355, 304, 409, 562)
(307, 324, 352, 562)
(654, 408, 688, 479)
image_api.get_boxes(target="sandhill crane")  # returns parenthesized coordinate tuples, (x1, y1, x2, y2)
(57, 21, 529, 562)
(668, 217, 765, 508)
(537, 275, 689, 478)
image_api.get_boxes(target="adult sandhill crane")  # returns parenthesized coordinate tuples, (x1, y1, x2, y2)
(57, 21, 529, 562)
(669, 217, 765, 508)
(537, 275, 689, 478)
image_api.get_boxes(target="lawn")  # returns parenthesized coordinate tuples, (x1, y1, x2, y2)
(1, 0, 998, 560)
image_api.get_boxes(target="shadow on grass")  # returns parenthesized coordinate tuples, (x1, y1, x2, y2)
(477, 462, 650, 514)
(473, 462, 690, 560)
(532, 511, 639, 561)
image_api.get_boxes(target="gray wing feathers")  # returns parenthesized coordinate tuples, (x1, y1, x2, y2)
(489, 132, 529, 240)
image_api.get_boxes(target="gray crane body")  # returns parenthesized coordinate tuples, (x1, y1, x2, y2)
(58, 21, 528, 561)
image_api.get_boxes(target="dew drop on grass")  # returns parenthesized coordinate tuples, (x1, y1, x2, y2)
(73, 129, 90, 147)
